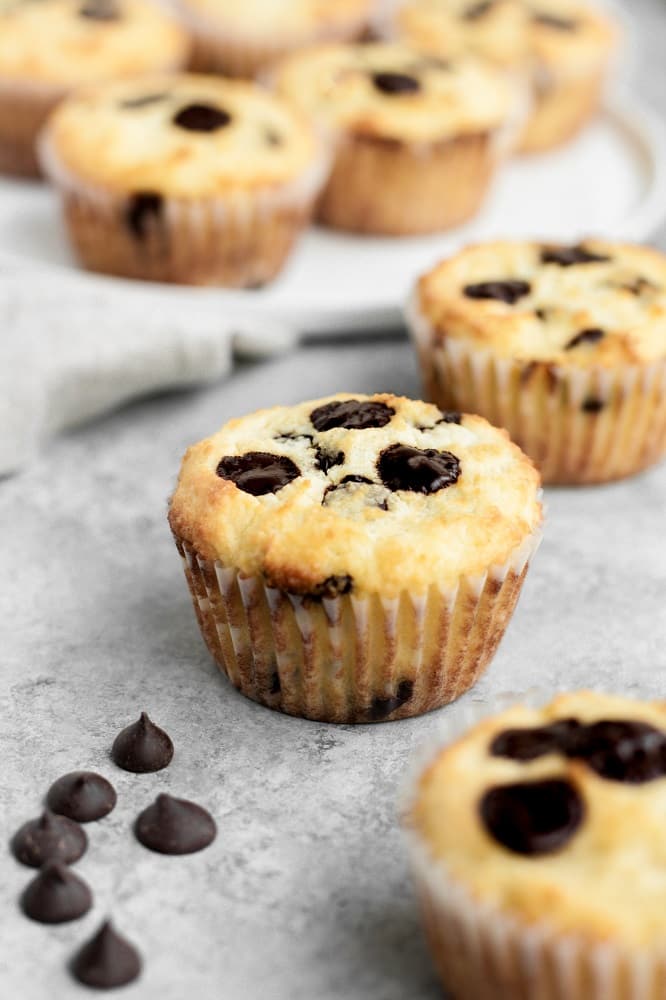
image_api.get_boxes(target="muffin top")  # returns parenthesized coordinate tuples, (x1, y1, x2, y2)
(380, 0, 528, 69)
(524, 0, 617, 77)
(272, 42, 516, 144)
(40, 75, 324, 198)
(415, 240, 666, 367)
(168, 393, 542, 597)
(0, 0, 188, 88)
(409, 691, 666, 948)
(176, 0, 375, 39)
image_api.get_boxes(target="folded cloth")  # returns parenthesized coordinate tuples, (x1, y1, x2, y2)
(0, 267, 234, 476)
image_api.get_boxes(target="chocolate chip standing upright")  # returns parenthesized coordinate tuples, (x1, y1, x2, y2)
(70, 921, 142, 990)
(47, 771, 117, 822)
(21, 861, 92, 924)
(11, 810, 87, 868)
(111, 712, 174, 773)
(134, 794, 216, 855)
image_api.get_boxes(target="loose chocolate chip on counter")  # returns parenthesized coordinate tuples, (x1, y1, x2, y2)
(70, 921, 142, 990)
(310, 399, 395, 432)
(173, 103, 232, 132)
(491, 719, 582, 761)
(532, 11, 578, 30)
(581, 398, 605, 413)
(120, 92, 169, 110)
(378, 443, 460, 494)
(572, 720, 666, 784)
(21, 862, 92, 924)
(480, 779, 585, 855)
(541, 244, 611, 267)
(216, 452, 300, 496)
(463, 0, 495, 20)
(135, 794, 216, 855)
(304, 575, 354, 600)
(47, 772, 117, 823)
(565, 327, 605, 350)
(12, 811, 87, 868)
(369, 680, 414, 721)
(372, 72, 421, 95)
(463, 280, 531, 304)
(111, 712, 174, 774)
(126, 192, 163, 241)
(315, 446, 345, 474)
(78, 0, 120, 19)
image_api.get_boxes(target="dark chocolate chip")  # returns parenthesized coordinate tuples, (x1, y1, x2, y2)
(480, 779, 584, 855)
(126, 192, 163, 241)
(491, 719, 582, 761)
(264, 127, 283, 147)
(11, 811, 87, 869)
(372, 72, 421, 95)
(463, 0, 495, 20)
(339, 475, 374, 485)
(21, 862, 92, 924)
(310, 400, 395, 432)
(464, 280, 531, 304)
(620, 276, 658, 296)
(173, 103, 232, 132)
(78, 0, 120, 20)
(304, 575, 354, 600)
(274, 432, 313, 444)
(120, 92, 169, 110)
(111, 712, 174, 774)
(315, 447, 345, 474)
(565, 327, 605, 350)
(70, 921, 142, 990)
(541, 244, 611, 267)
(269, 672, 281, 695)
(535, 307, 549, 321)
(532, 11, 578, 30)
(135, 794, 216, 855)
(47, 772, 116, 823)
(216, 452, 300, 496)
(369, 680, 414, 721)
(437, 411, 462, 425)
(571, 720, 666, 784)
(378, 443, 460, 494)
(581, 398, 605, 413)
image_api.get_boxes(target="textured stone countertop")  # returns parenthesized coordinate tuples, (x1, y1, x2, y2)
(2, 3, 666, 997)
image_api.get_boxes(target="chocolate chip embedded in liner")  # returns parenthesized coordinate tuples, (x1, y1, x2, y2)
(216, 452, 300, 496)
(310, 399, 395, 432)
(541, 244, 611, 267)
(378, 443, 460, 494)
(491, 718, 582, 761)
(464, 280, 531, 305)
(126, 192, 163, 241)
(269, 672, 281, 695)
(70, 921, 142, 990)
(47, 771, 117, 823)
(111, 712, 174, 774)
(480, 779, 585, 855)
(369, 680, 414, 721)
(372, 72, 421, 96)
(532, 11, 579, 30)
(21, 861, 92, 924)
(135, 794, 216, 855)
(12, 811, 87, 868)
(572, 720, 666, 784)
(120, 92, 169, 110)
(304, 575, 354, 600)
(173, 103, 232, 132)
(463, 0, 495, 20)
(581, 398, 605, 413)
(565, 327, 605, 350)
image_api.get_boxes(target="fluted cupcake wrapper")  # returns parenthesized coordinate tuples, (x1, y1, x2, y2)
(403, 694, 666, 1000)
(38, 132, 329, 287)
(408, 293, 666, 484)
(172, 526, 541, 724)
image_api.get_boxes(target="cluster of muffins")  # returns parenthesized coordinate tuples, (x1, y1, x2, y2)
(1, 0, 620, 287)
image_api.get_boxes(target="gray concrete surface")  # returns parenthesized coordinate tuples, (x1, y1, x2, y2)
(2, 2, 666, 996)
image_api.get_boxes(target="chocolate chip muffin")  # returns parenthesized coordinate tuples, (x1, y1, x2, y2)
(272, 42, 523, 235)
(168, 393, 542, 724)
(407, 691, 666, 1000)
(520, 0, 618, 152)
(174, 0, 377, 79)
(39, 74, 328, 286)
(409, 239, 666, 484)
(377, 0, 528, 70)
(0, 0, 189, 177)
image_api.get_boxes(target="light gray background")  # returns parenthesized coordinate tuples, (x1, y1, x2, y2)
(2, 3, 666, 995)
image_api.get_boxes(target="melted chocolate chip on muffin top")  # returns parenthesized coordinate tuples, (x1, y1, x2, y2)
(310, 399, 395, 431)
(480, 778, 585, 855)
(463, 1, 495, 21)
(216, 452, 300, 496)
(464, 280, 531, 304)
(371, 71, 421, 95)
(173, 103, 232, 132)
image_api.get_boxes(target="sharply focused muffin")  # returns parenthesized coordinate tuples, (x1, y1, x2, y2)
(0, 0, 189, 177)
(377, 0, 528, 69)
(174, 0, 377, 78)
(39, 74, 328, 286)
(273, 41, 523, 235)
(409, 239, 666, 484)
(520, 0, 618, 152)
(407, 691, 666, 1000)
(168, 393, 542, 724)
